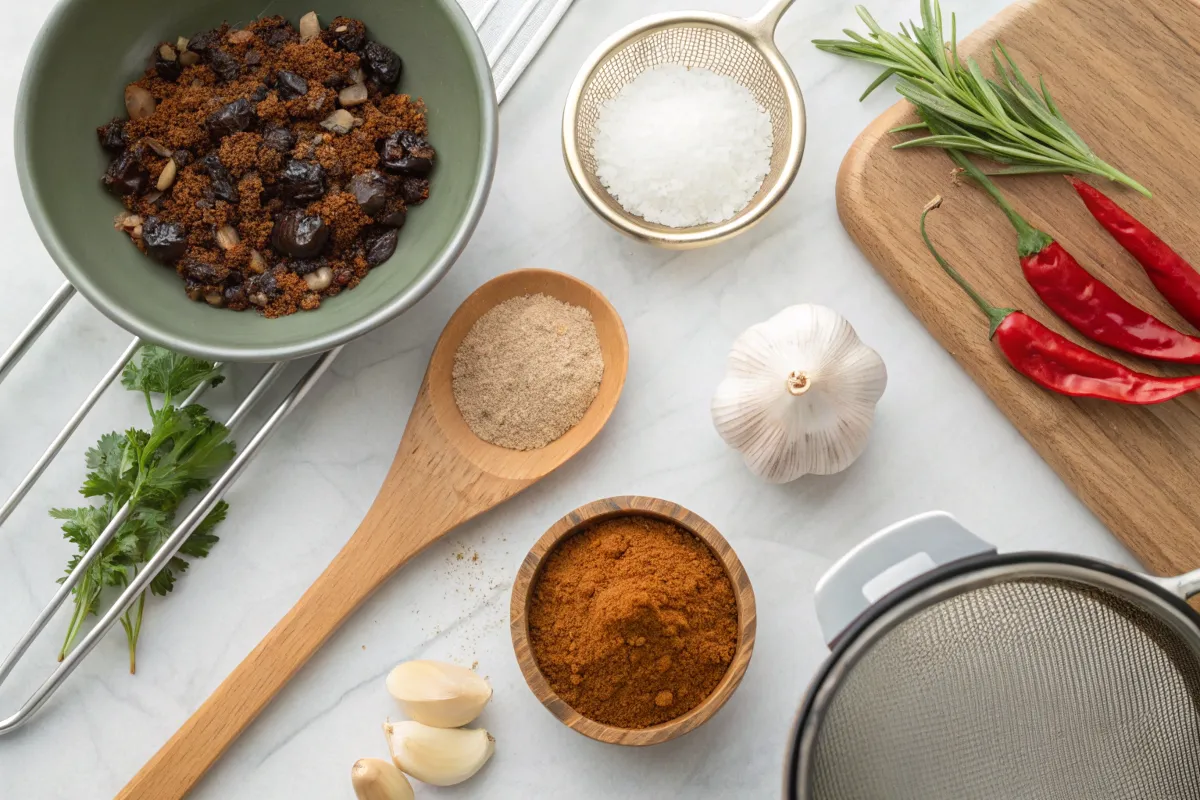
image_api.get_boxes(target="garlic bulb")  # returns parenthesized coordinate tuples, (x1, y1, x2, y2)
(386, 660, 492, 728)
(384, 720, 494, 786)
(711, 304, 886, 482)
(351, 758, 414, 800)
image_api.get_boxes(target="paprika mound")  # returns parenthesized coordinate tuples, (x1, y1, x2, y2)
(527, 514, 739, 729)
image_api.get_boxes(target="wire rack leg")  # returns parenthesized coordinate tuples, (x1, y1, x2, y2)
(0, 366, 228, 687)
(0, 338, 143, 528)
(0, 282, 75, 385)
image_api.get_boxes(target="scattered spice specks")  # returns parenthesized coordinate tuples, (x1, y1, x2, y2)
(410, 535, 514, 667)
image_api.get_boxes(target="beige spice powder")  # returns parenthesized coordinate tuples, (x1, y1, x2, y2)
(452, 294, 604, 450)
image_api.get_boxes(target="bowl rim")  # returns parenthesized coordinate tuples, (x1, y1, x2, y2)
(14, 0, 499, 363)
(509, 495, 757, 746)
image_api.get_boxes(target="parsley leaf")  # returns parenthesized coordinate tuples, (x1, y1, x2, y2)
(120, 346, 224, 399)
(80, 432, 136, 500)
(55, 346, 237, 672)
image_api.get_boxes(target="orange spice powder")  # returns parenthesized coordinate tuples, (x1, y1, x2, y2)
(528, 515, 739, 729)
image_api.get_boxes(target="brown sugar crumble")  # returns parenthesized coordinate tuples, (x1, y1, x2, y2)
(527, 515, 739, 729)
(97, 12, 435, 317)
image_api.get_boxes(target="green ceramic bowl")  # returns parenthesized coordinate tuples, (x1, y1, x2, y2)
(16, 0, 497, 362)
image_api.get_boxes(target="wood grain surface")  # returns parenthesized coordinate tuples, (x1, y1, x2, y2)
(510, 495, 757, 746)
(838, 0, 1200, 579)
(116, 270, 629, 799)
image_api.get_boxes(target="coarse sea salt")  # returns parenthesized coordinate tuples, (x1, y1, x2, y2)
(591, 64, 773, 228)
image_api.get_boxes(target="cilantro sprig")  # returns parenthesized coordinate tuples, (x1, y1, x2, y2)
(52, 346, 236, 673)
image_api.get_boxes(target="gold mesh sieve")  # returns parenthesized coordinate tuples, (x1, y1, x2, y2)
(563, 0, 805, 249)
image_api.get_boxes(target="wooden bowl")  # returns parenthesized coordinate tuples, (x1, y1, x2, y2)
(510, 496, 757, 746)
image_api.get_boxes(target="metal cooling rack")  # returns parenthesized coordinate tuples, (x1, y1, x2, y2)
(0, 0, 574, 735)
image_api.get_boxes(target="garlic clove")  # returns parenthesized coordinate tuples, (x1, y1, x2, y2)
(351, 758, 414, 800)
(711, 304, 886, 482)
(383, 720, 494, 786)
(386, 660, 492, 728)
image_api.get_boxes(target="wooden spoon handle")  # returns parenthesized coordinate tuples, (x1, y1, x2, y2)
(118, 382, 536, 798)
(115, 499, 435, 800)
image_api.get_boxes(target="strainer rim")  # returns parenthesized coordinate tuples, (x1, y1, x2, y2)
(783, 551, 1200, 800)
(561, 11, 806, 249)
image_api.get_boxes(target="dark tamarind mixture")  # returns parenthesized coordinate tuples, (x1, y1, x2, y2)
(98, 12, 435, 317)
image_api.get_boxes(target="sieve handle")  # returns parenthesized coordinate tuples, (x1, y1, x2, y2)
(814, 511, 995, 646)
(747, 0, 795, 39)
(1152, 569, 1200, 600)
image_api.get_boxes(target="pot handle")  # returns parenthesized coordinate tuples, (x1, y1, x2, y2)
(814, 511, 995, 645)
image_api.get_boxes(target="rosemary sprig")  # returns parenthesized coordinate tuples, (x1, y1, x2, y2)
(813, 0, 1150, 196)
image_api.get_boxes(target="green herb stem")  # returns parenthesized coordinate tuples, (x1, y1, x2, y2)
(53, 345, 233, 670)
(814, 0, 1150, 196)
(59, 571, 91, 661)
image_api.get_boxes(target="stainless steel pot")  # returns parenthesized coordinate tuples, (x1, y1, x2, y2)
(787, 512, 1200, 800)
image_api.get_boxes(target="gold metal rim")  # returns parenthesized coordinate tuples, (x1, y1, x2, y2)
(562, 11, 806, 250)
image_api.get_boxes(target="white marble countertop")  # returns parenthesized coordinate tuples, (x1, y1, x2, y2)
(0, 0, 1141, 797)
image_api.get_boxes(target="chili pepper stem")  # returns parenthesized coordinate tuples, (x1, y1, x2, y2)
(948, 150, 1054, 258)
(921, 197, 1015, 337)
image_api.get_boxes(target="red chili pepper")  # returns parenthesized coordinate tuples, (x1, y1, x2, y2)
(949, 152, 1200, 364)
(1067, 177, 1200, 330)
(920, 198, 1200, 404)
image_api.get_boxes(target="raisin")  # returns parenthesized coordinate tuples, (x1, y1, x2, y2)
(278, 160, 326, 204)
(208, 49, 240, 82)
(181, 258, 222, 284)
(275, 69, 308, 100)
(360, 41, 402, 89)
(261, 127, 296, 153)
(141, 217, 187, 263)
(205, 99, 257, 140)
(102, 150, 149, 196)
(271, 210, 329, 258)
(155, 47, 182, 81)
(96, 118, 128, 152)
(363, 226, 398, 266)
(379, 130, 434, 176)
(346, 170, 389, 214)
(200, 153, 239, 204)
(323, 17, 366, 51)
(398, 177, 429, 205)
(376, 199, 407, 228)
(187, 29, 222, 55)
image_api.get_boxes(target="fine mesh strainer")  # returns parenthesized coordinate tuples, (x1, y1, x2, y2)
(562, 0, 805, 249)
(787, 512, 1200, 800)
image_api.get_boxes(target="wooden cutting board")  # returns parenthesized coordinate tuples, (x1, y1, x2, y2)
(837, 0, 1200, 578)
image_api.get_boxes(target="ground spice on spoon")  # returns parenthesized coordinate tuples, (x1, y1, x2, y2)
(528, 515, 739, 728)
(452, 293, 603, 450)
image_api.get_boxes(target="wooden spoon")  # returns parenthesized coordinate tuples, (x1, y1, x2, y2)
(117, 269, 629, 800)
